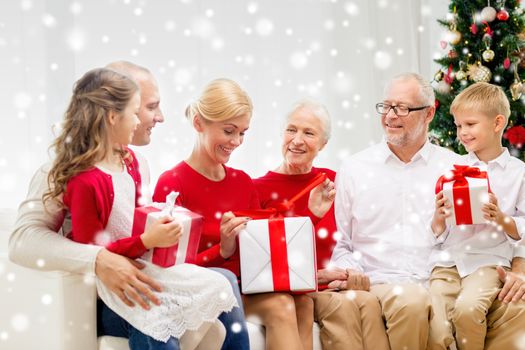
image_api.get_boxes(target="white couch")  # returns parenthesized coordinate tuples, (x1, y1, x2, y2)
(0, 209, 322, 349)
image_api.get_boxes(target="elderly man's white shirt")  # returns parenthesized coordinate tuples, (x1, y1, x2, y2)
(331, 140, 460, 284)
(429, 149, 525, 277)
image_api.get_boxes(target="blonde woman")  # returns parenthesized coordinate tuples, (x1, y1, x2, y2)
(154, 78, 317, 349)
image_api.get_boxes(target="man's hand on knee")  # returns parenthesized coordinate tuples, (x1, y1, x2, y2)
(497, 265, 525, 303)
(95, 249, 163, 310)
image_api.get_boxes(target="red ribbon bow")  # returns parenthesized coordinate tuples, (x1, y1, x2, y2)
(234, 172, 327, 219)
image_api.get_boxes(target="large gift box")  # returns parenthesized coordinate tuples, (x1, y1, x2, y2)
(239, 216, 317, 294)
(132, 192, 202, 267)
(435, 165, 490, 226)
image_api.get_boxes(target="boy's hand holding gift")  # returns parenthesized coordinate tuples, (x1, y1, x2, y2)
(483, 193, 520, 240)
(141, 216, 182, 249)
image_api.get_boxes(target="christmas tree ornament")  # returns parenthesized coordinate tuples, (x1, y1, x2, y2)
(510, 80, 523, 100)
(470, 23, 478, 34)
(456, 70, 467, 81)
(511, 66, 523, 100)
(434, 80, 451, 94)
(504, 57, 511, 69)
(434, 70, 444, 82)
(481, 6, 497, 22)
(483, 22, 494, 37)
(468, 63, 492, 82)
(448, 50, 458, 59)
(449, 28, 462, 45)
(497, 8, 510, 20)
(483, 49, 495, 62)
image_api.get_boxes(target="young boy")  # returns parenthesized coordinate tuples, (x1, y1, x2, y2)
(427, 82, 525, 350)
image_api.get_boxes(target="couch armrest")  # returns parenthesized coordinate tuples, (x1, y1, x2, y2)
(0, 256, 98, 350)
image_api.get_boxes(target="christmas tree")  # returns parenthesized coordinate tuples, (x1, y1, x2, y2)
(431, 0, 525, 159)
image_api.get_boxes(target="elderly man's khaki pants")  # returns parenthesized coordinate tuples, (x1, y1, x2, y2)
(313, 289, 389, 350)
(370, 283, 431, 350)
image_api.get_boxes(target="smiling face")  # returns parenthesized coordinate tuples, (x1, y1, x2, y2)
(197, 113, 251, 165)
(381, 77, 433, 150)
(131, 74, 164, 146)
(281, 107, 327, 171)
(454, 109, 501, 154)
(110, 91, 141, 146)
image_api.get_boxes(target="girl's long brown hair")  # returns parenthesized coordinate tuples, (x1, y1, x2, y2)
(44, 68, 138, 205)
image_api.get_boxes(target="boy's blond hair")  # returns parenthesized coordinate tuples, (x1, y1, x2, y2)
(450, 82, 510, 127)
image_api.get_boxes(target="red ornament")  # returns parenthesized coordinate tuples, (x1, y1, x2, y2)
(448, 50, 458, 59)
(497, 9, 510, 21)
(504, 125, 525, 148)
(470, 23, 478, 34)
(435, 99, 440, 109)
(504, 57, 511, 69)
(483, 21, 494, 37)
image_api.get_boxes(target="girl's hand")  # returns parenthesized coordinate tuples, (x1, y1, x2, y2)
(219, 211, 250, 259)
(141, 216, 182, 249)
(308, 178, 336, 218)
(431, 191, 452, 236)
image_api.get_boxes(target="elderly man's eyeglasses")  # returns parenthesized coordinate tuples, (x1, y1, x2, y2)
(375, 103, 430, 117)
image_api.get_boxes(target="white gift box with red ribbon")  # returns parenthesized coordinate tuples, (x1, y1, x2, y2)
(132, 192, 202, 267)
(436, 165, 490, 226)
(442, 177, 489, 226)
(239, 216, 317, 294)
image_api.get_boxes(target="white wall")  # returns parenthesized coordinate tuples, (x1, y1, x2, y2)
(0, 0, 449, 209)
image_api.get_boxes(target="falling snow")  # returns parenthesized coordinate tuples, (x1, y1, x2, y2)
(1, 2, 502, 347)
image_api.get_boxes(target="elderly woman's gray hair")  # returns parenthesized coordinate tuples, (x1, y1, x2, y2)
(285, 99, 332, 142)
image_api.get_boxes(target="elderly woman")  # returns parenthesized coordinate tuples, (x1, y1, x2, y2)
(253, 99, 390, 350)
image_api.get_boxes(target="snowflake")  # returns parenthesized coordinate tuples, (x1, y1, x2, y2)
(231, 322, 242, 333)
(289, 52, 308, 70)
(255, 18, 273, 36)
(11, 314, 29, 332)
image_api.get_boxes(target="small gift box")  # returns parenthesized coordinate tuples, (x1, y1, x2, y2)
(239, 216, 317, 294)
(435, 165, 490, 226)
(132, 192, 202, 267)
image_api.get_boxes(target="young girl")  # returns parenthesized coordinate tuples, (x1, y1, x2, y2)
(44, 68, 237, 350)
(153, 78, 313, 350)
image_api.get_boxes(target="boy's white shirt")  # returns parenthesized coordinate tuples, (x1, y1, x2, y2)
(8, 150, 152, 275)
(429, 149, 525, 278)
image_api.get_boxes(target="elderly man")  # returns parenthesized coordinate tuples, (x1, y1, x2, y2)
(331, 72, 525, 350)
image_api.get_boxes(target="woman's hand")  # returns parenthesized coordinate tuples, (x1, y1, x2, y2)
(219, 211, 250, 259)
(308, 178, 336, 218)
(431, 191, 451, 236)
(317, 267, 348, 285)
(141, 216, 182, 249)
(327, 268, 370, 291)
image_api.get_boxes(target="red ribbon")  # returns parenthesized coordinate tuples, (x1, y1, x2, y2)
(268, 218, 290, 291)
(483, 21, 494, 37)
(444, 64, 454, 84)
(234, 172, 327, 219)
(234, 172, 326, 291)
(435, 165, 490, 225)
